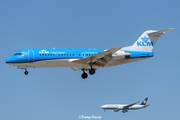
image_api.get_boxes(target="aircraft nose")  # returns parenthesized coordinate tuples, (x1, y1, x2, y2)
(101, 105, 105, 109)
(6, 57, 14, 64)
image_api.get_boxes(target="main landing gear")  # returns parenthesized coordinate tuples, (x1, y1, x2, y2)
(81, 68, 96, 79)
(122, 110, 128, 113)
(89, 68, 95, 75)
(81, 71, 88, 79)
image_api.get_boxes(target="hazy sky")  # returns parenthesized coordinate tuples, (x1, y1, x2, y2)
(0, 0, 180, 120)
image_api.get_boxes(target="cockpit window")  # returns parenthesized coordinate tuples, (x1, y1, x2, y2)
(14, 53, 18, 56)
(21, 53, 25, 56)
(14, 52, 25, 56)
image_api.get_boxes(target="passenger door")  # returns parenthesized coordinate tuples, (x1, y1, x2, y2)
(28, 50, 34, 62)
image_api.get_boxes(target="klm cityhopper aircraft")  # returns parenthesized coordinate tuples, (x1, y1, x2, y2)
(6, 28, 174, 79)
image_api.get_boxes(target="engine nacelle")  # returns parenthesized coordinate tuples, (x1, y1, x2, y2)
(113, 109, 120, 112)
(112, 51, 130, 59)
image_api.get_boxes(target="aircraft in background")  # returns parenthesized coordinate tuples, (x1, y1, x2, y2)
(6, 28, 174, 79)
(101, 97, 149, 113)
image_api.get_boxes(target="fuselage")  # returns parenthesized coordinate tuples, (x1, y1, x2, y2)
(6, 49, 103, 68)
(101, 104, 146, 110)
(6, 49, 154, 69)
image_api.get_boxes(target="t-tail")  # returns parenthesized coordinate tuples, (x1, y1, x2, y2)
(140, 97, 148, 105)
(129, 28, 174, 52)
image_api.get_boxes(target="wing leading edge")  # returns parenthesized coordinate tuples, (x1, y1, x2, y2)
(123, 101, 140, 109)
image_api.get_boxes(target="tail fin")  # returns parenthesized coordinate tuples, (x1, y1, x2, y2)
(130, 28, 174, 51)
(140, 97, 148, 105)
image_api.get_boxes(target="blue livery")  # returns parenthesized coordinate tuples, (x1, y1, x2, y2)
(5, 28, 174, 79)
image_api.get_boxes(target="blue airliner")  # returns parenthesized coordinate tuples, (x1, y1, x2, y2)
(6, 28, 174, 79)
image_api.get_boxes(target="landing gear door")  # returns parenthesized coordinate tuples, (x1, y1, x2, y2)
(28, 50, 34, 63)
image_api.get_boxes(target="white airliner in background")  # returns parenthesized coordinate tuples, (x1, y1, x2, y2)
(6, 28, 174, 79)
(101, 97, 149, 113)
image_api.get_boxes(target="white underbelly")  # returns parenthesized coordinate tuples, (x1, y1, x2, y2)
(104, 57, 147, 67)
(11, 59, 77, 68)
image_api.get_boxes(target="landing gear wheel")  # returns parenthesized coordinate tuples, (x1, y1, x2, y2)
(89, 69, 95, 75)
(81, 72, 88, 79)
(24, 71, 28, 75)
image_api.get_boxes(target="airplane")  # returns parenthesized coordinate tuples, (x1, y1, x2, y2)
(101, 97, 149, 113)
(5, 28, 174, 79)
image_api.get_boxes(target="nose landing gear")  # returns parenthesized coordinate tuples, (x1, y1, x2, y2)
(24, 70, 29, 75)
(23, 68, 29, 75)
(18, 67, 29, 75)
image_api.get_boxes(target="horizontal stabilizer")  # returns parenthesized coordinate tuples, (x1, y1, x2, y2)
(148, 28, 175, 36)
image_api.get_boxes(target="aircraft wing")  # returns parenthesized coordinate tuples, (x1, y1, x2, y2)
(73, 48, 120, 67)
(123, 101, 139, 109)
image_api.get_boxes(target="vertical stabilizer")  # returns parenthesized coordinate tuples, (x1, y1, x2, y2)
(140, 97, 148, 105)
(129, 28, 174, 51)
